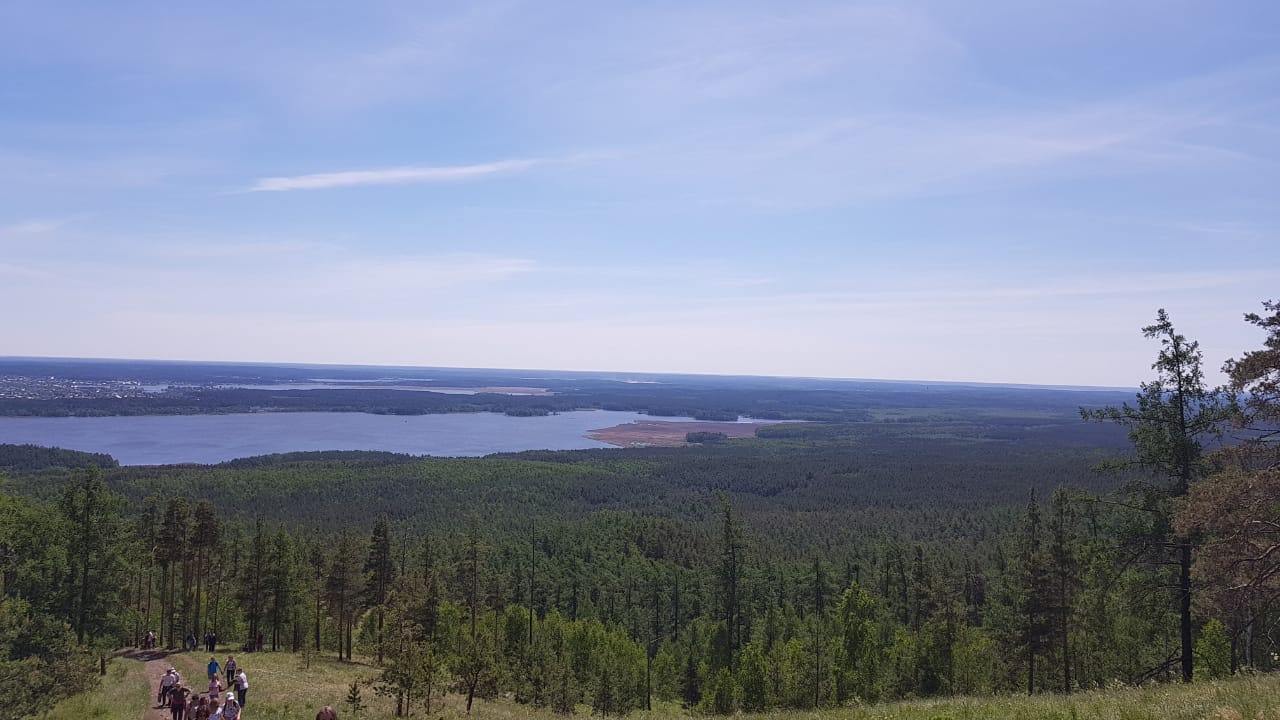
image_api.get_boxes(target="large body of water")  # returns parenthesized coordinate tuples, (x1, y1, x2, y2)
(0, 411, 693, 465)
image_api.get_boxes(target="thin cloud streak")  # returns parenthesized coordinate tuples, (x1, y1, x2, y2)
(248, 159, 535, 192)
(2, 219, 68, 234)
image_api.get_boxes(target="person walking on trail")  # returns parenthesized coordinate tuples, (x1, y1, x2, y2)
(208, 696, 222, 720)
(224, 656, 237, 686)
(193, 695, 211, 720)
(169, 684, 190, 720)
(222, 693, 241, 720)
(316, 705, 337, 720)
(159, 668, 178, 705)
(208, 674, 224, 698)
(234, 668, 248, 707)
(207, 657, 220, 681)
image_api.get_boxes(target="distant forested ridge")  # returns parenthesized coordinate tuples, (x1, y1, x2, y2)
(0, 443, 118, 471)
(0, 357, 1134, 421)
(1, 303, 1277, 717)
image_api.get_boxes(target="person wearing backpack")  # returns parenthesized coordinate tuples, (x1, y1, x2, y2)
(222, 693, 241, 720)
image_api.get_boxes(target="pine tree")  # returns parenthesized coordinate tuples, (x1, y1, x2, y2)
(265, 527, 299, 651)
(716, 497, 743, 659)
(1083, 308, 1231, 682)
(1223, 299, 1280, 467)
(239, 518, 268, 651)
(327, 531, 364, 661)
(365, 518, 395, 664)
(156, 497, 191, 648)
(57, 467, 126, 644)
(458, 520, 492, 714)
(1047, 488, 1079, 692)
(191, 501, 220, 638)
(1018, 491, 1051, 694)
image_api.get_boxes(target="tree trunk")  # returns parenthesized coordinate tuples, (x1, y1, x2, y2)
(314, 576, 322, 651)
(1027, 641, 1035, 696)
(337, 596, 345, 661)
(1180, 541, 1193, 683)
(145, 561, 154, 641)
(167, 564, 177, 648)
(466, 673, 477, 714)
(1230, 623, 1239, 675)
(376, 607, 384, 664)
(646, 648, 652, 711)
(1061, 607, 1071, 692)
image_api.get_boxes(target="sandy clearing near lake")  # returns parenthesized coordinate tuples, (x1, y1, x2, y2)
(586, 420, 775, 447)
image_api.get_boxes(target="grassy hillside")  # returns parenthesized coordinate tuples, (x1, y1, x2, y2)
(48, 648, 1280, 720)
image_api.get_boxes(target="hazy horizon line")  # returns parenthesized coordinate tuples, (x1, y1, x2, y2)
(0, 354, 1138, 393)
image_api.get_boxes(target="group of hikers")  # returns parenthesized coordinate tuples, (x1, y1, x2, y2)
(150, 645, 337, 720)
(155, 656, 248, 720)
(142, 630, 221, 652)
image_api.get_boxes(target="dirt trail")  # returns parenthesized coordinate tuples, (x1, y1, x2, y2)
(118, 650, 177, 720)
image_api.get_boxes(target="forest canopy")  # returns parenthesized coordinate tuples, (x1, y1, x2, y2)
(1, 301, 1278, 716)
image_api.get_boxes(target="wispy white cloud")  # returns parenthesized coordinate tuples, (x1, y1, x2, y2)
(156, 239, 342, 259)
(0, 262, 51, 279)
(2, 218, 68, 234)
(247, 160, 535, 192)
(38, 252, 539, 319)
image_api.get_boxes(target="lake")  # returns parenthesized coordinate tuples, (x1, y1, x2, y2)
(0, 410, 698, 465)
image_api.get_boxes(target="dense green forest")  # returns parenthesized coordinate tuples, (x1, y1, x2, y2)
(1, 302, 1277, 719)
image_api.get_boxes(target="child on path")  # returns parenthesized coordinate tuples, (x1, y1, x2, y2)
(208, 657, 220, 681)
(209, 675, 224, 697)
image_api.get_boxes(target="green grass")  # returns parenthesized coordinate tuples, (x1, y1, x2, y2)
(67, 648, 1280, 720)
(722, 679, 1280, 720)
(42, 655, 151, 720)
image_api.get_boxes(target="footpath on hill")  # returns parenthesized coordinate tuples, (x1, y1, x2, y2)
(117, 649, 177, 720)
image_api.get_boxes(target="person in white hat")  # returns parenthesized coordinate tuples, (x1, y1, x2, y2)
(158, 669, 177, 706)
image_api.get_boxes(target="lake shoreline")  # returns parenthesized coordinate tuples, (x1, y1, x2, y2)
(0, 410, 729, 465)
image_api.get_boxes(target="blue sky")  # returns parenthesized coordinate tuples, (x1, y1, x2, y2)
(1, 1, 1276, 386)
